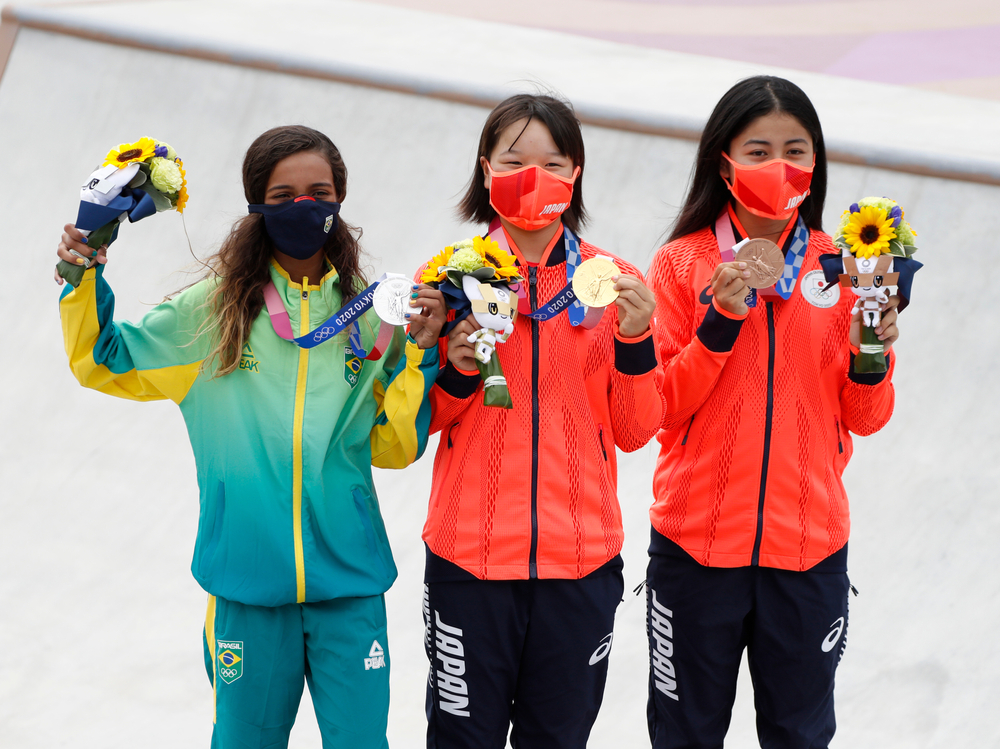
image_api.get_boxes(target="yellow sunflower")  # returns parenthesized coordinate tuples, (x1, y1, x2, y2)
(175, 160, 189, 213)
(842, 205, 896, 259)
(420, 245, 454, 284)
(474, 235, 521, 281)
(103, 137, 157, 169)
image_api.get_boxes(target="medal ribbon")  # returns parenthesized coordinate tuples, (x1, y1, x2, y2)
(263, 276, 395, 358)
(714, 208, 810, 303)
(487, 219, 604, 328)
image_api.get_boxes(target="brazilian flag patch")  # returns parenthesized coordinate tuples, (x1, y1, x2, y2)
(216, 640, 243, 684)
(345, 347, 362, 388)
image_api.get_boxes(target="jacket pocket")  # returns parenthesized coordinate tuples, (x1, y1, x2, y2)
(834, 416, 844, 454)
(352, 488, 391, 578)
(598, 425, 608, 461)
(681, 415, 695, 446)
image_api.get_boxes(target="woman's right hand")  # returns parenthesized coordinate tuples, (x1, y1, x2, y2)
(710, 261, 752, 316)
(447, 317, 479, 372)
(54, 223, 108, 285)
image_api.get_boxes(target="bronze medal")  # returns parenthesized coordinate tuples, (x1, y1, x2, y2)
(736, 239, 784, 289)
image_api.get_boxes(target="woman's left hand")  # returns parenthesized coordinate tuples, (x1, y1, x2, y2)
(613, 274, 656, 339)
(849, 294, 901, 351)
(406, 284, 447, 349)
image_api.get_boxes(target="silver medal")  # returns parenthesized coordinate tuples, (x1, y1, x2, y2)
(373, 273, 418, 326)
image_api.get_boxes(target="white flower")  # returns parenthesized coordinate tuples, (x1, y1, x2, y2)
(149, 157, 183, 194)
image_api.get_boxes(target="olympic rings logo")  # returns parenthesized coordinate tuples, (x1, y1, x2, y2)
(809, 286, 835, 301)
(220, 667, 238, 678)
(312, 326, 337, 342)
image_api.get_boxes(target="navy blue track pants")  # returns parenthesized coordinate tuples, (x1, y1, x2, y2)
(646, 532, 850, 749)
(423, 552, 624, 749)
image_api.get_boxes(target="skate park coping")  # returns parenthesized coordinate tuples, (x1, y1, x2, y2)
(2, 0, 1000, 186)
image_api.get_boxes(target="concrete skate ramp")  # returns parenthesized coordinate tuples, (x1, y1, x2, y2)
(1, 3, 997, 747)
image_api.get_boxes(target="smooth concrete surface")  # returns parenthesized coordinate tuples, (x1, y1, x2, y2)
(4, 0, 1000, 185)
(0, 8, 998, 749)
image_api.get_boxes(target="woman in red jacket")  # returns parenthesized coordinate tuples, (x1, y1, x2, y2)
(645, 76, 900, 749)
(422, 93, 662, 749)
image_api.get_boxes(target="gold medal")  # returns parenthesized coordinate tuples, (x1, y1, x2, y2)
(735, 239, 784, 289)
(572, 257, 620, 308)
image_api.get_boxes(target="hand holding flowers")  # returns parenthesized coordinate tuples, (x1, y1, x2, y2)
(421, 235, 522, 408)
(55, 137, 188, 287)
(830, 196, 921, 373)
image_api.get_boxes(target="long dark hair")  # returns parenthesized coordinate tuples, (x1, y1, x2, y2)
(459, 93, 588, 234)
(668, 76, 827, 243)
(202, 125, 366, 375)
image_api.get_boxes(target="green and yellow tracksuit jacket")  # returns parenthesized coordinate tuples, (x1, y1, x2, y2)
(59, 261, 438, 607)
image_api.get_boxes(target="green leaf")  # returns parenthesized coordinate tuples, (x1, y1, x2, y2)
(56, 259, 86, 288)
(470, 267, 497, 281)
(88, 221, 118, 248)
(140, 183, 173, 212)
(887, 238, 906, 257)
(127, 169, 147, 188)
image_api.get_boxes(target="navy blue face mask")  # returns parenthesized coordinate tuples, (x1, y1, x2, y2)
(248, 196, 341, 260)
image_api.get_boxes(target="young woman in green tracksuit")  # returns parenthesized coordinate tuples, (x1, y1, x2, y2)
(54, 125, 446, 749)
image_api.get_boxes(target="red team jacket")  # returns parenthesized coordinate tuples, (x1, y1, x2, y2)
(423, 231, 664, 580)
(647, 222, 895, 571)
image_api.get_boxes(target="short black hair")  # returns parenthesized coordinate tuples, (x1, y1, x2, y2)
(459, 93, 587, 234)
(668, 76, 827, 242)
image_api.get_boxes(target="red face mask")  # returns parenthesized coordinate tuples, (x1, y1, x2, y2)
(722, 153, 815, 220)
(487, 163, 580, 231)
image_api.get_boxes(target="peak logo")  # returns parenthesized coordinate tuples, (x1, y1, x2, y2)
(239, 343, 260, 373)
(365, 640, 386, 670)
(821, 617, 845, 653)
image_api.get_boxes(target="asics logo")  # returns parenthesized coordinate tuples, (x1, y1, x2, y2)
(821, 617, 845, 653)
(589, 633, 614, 665)
(540, 202, 568, 215)
(699, 285, 713, 305)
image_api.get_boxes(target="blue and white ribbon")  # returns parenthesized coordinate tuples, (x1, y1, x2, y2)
(488, 220, 604, 329)
(771, 217, 810, 299)
(264, 278, 394, 358)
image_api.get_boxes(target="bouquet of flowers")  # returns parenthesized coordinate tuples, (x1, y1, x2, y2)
(421, 236, 522, 408)
(58, 137, 188, 287)
(831, 197, 920, 373)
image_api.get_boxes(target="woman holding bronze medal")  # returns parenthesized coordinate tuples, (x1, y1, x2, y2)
(421, 94, 662, 748)
(644, 76, 901, 748)
(53, 125, 446, 748)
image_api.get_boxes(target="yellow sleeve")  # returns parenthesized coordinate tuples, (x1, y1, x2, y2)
(370, 329, 439, 469)
(59, 265, 208, 404)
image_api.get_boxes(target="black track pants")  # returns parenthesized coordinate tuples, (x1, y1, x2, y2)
(424, 555, 624, 749)
(646, 532, 850, 749)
